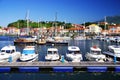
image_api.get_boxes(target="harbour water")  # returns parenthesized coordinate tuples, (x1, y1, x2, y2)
(0, 36, 120, 80)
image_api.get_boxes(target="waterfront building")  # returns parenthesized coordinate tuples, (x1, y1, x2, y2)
(108, 25, 120, 35)
(69, 24, 84, 35)
(88, 24, 102, 35)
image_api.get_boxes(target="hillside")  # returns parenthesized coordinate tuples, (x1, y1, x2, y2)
(97, 15, 120, 24)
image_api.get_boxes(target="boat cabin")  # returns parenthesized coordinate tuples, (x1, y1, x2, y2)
(68, 46, 81, 54)
(90, 46, 101, 54)
(22, 46, 35, 55)
(47, 48, 58, 54)
(1, 46, 16, 54)
(108, 45, 120, 54)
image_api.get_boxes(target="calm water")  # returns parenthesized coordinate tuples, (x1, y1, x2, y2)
(0, 36, 120, 80)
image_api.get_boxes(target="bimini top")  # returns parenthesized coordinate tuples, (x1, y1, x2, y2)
(22, 46, 35, 54)
(68, 46, 80, 51)
(91, 46, 101, 51)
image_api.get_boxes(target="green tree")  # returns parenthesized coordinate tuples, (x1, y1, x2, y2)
(7, 19, 73, 29)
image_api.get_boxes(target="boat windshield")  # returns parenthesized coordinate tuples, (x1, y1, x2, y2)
(48, 51, 57, 54)
(6, 50, 11, 53)
(91, 51, 101, 54)
(1, 50, 11, 53)
(114, 49, 120, 54)
(68, 51, 80, 54)
(22, 50, 35, 54)
(1, 50, 5, 52)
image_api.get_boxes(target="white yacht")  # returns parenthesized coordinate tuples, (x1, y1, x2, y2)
(0, 45, 21, 62)
(85, 46, 106, 62)
(103, 45, 120, 61)
(66, 46, 83, 62)
(19, 46, 38, 62)
(45, 48, 60, 61)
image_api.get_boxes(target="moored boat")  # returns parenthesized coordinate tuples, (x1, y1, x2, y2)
(66, 46, 83, 62)
(14, 36, 37, 44)
(85, 46, 106, 62)
(19, 46, 38, 62)
(45, 47, 60, 61)
(46, 37, 68, 45)
(103, 45, 120, 61)
(36, 38, 46, 45)
(0, 45, 21, 62)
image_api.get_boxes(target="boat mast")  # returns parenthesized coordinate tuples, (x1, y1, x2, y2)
(55, 12, 57, 36)
(38, 18, 42, 38)
(83, 22, 85, 36)
(26, 10, 29, 36)
(17, 21, 20, 37)
(38, 19, 40, 38)
(104, 16, 107, 36)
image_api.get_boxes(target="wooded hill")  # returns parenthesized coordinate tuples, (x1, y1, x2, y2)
(7, 20, 73, 29)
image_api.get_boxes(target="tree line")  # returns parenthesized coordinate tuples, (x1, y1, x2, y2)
(7, 20, 73, 29)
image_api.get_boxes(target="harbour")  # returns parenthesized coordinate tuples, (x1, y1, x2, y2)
(0, 0, 120, 79)
(0, 36, 120, 80)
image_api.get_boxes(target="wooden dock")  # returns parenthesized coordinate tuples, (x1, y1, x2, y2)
(0, 61, 120, 68)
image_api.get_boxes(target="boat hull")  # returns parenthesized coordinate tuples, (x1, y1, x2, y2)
(19, 54, 38, 62)
(103, 52, 120, 61)
(0, 52, 21, 62)
(85, 53, 106, 62)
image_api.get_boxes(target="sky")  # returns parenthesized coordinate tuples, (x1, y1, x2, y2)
(0, 0, 120, 27)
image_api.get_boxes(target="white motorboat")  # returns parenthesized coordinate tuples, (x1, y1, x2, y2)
(0, 45, 21, 62)
(66, 46, 83, 62)
(46, 37, 68, 45)
(85, 46, 106, 62)
(19, 46, 38, 62)
(103, 45, 120, 61)
(74, 36, 86, 40)
(45, 48, 60, 61)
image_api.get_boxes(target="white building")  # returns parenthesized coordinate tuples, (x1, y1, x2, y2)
(88, 24, 102, 35)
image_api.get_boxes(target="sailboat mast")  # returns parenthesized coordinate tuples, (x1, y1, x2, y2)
(104, 16, 107, 36)
(83, 22, 85, 36)
(105, 16, 106, 30)
(55, 12, 57, 36)
(26, 10, 29, 35)
(38, 19, 42, 37)
(17, 22, 20, 37)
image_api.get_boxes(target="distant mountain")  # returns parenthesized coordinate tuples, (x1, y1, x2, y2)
(96, 15, 120, 24)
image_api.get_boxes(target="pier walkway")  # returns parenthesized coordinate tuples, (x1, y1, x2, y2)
(0, 61, 119, 68)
